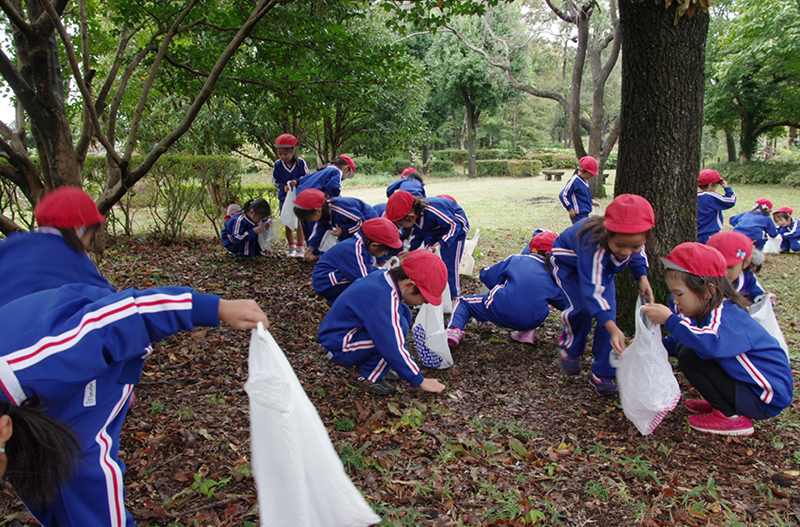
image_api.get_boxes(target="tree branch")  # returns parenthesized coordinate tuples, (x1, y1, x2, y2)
(0, 0, 32, 35)
(753, 120, 800, 138)
(0, 49, 37, 111)
(0, 211, 23, 236)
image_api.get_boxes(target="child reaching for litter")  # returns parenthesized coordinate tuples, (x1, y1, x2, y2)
(312, 218, 403, 305)
(446, 231, 566, 347)
(640, 242, 792, 436)
(317, 249, 447, 396)
(293, 189, 378, 258)
(221, 198, 272, 257)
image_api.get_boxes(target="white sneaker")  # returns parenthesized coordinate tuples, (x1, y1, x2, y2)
(290, 245, 304, 258)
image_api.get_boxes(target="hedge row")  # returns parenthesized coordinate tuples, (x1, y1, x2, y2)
(709, 161, 800, 186)
(476, 159, 543, 178)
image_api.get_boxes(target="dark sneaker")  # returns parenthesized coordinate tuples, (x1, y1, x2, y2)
(345, 370, 397, 395)
(688, 409, 754, 436)
(383, 369, 401, 382)
(559, 349, 581, 375)
(590, 373, 618, 397)
(684, 398, 713, 414)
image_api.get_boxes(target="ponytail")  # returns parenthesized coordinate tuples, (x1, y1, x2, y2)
(1, 399, 80, 508)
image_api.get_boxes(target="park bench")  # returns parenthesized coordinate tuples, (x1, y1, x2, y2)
(542, 169, 565, 181)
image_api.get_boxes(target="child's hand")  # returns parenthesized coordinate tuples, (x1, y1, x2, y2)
(568, 209, 576, 218)
(253, 224, 264, 234)
(304, 245, 316, 259)
(720, 178, 729, 188)
(331, 227, 343, 237)
(638, 276, 654, 303)
(419, 378, 445, 393)
(641, 303, 672, 326)
(219, 299, 269, 330)
(605, 321, 627, 355)
(397, 250, 410, 259)
(767, 291, 778, 302)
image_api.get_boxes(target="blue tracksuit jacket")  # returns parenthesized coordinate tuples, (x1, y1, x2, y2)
(730, 211, 778, 250)
(0, 229, 114, 308)
(663, 300, 792, 417)
(778, 218, 800, 251)
(0, 284, 219, 527)
(734, 270, 765, 301)
(559, 172, 593, 223)
(318, 270, 425, 386)
(449, 254, 567, 331)
(551, 219, 649, 376)
(386, 178, 426, 198)
(697, 187, 737, 243)
(296, 165, 343, 198)
(273, 158, 309, 205)
(221, 213, 263, 256)
(306, 198, 377, 249)
(312, 232, 381, 303)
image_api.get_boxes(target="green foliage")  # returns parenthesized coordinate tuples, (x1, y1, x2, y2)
(191, 473, 231, 499)
(782, 171, 800, 187)
(708, 161, 798, 185)
(529, 153, 577, 170)
(508, 160, 542, 177)
(475, 149, 509, 160)
(434, 149, 469, 164)
(430, 159, 455, 174)
(605, 151, 618, 169)
(476, 160, 512, 177)
(352, 157, 379, 175)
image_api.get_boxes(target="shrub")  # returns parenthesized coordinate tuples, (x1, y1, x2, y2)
(604, 151, 618, 169)
(352, 156, 379, 175)
(301, 152, 318, 171)
(428, 171, 460, 179)
(476, 160, 512, 177)
(783, 171, 800, 187)
(508, 160, 542, 177)
(709, 161, 797, 185)
(434, 149, 468, 165)
(529, 152, 577, 169)
(475, 149, 508, 160)
(430, 159, 454, 174)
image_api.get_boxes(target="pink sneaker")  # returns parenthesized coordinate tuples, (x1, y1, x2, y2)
(684, 399, 713, 414)
(447, 327, 464, 347)
(688, 408, 754, 436)
(511, 329, 536, 345)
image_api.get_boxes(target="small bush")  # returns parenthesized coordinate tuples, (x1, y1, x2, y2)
(301, 152, 318, 171)
(529, 152, 577, 169)
(434, 149, 468, 165)
(476, 160, 511, 177)
(709, 161, 797, 185)
(783, 171, 800, 187)
(476, 149, 508, 160)
(430, 159, 454, 174)
(352, 157, 379, 175)
(508, 160, 542, 177)
(604, 151, 618, 169)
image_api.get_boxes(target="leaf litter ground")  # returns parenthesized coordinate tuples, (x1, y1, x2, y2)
(2, 237, 799, 526)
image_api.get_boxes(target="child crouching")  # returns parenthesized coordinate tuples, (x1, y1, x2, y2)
(317, 249, 447, 395)
(641, 243, 792, 436)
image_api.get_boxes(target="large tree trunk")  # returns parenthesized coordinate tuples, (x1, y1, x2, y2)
(462, 87, 478, 179)
(725, 130, 737, 163)
(616, 0, 709, 332)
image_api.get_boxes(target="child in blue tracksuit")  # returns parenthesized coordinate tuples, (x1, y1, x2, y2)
(385, 191, 470, 299)
(707, 230, 767, 301)
(642, 242, 792, 436)
(318, 249, 447, 396)
(312, 218, 403, 305)
(387, 168, 426, 198)
(221, 198, 272, 256)
(296, 155, 355, 199)
(774, 206, 800, 252)
(559, 156, 599, 224)
(730, 198, 778, 251)
(0, 186, 113, 308)
(551, 194, 655, 397)
(293, 190, 377, 257)
(273, 134, 310, 257)
(446, 231, 567, 348)
(697, 169, 737, 244)
(0, 283, 268, 526)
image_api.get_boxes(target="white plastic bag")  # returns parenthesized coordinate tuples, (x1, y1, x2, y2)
(610, 298, 681, 435)
(412, 303, 454, 370)
(764, 235, 782, 255)
(319, 230, 339, 253)
(749, 295, 789, 358)
(245, 324, 381, 527)
(459, 228, 480, 276)
(257, 220, 278, 254)
(281, 186, 299, 232)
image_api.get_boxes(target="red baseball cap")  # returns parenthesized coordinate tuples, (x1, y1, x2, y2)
(755, 198, 773, 210)
(339, 155, 356, 174)
(401, 249, 447, 305)
(706, 231, 753, 267)
(529, 230, 558, 253)
(775, 206, 793, 215)
(698, 169, 723, 187)
(436, 194, 458, 204)
(293, 189, 325, 210)
(603, 194, 655, 234)
(274, 134, 297, 148)
(35, 186, 106, 229)
(385, 190, 416, 222)
(361, 217, 402, 249)
(401, 167, 417, 177)
(579, 156, 598, 176)
(661, 242, 727, 278)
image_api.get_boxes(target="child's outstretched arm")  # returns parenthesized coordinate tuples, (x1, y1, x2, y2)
(604, 320, 627, 355)
(419, 378, 446, 393)
(219, 299, 269, 330)
(640, 303, 672, 326)
(638, 275, 655, 303)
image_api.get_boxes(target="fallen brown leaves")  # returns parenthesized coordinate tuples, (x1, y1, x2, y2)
(1, 236, 798, 526)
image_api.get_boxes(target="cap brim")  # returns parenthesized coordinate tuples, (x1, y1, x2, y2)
(660, 257, 689, 273)
(422, 290, 442, 306)
(387, 240, 403, 249)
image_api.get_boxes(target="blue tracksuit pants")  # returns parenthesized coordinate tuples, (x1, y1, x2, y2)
(440, 233, 466, 297)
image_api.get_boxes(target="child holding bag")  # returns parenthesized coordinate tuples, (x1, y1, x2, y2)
(293, 189, 377, 257)
(318, 249, 447, 396)
(385, 190, 470, 300)
(551, 194, 655, 396)
(641, 242, 792, 436)
(273, 134, 309, 257)
(221, 198, 272, 257)
(446, 231, 566, 347)
(312, 218, 403, 305)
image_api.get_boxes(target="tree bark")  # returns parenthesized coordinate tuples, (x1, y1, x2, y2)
(725, 130, 737, 163)
(461, 87, 478, 179)
(616, 0, 709, 331)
